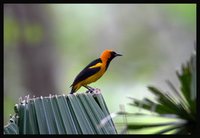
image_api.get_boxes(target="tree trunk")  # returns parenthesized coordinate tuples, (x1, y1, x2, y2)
(5, 4, 58, 96)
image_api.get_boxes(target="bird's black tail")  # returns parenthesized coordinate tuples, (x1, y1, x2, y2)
(70, 89, 74, 94)
(70, 85, 75, 94)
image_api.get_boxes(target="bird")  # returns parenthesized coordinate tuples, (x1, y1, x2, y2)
(70, 49, 122, 94)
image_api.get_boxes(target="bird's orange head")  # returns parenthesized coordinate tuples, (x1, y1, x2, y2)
(100, 49, 122, 61)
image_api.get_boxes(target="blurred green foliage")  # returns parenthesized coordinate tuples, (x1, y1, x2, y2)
(4, 17, 20, 46)
(4, 17, 44, 46)
(24, 23, 44, 44)
(165, 4, 196, 28)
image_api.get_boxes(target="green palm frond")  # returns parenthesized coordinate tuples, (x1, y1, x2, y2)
(128, 50, 196, 134)
(4, 93, 117, 134)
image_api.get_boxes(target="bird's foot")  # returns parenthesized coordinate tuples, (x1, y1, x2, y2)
(86, 88, 94, 93)
(86, 90, 91, 93)
(86, 88, 101, 95)
(90, 88, 101, 97)
(84, 86, 94, 93)
(86, 90, 89, 93)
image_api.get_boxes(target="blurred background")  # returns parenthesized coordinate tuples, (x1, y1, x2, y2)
(4, 4, 196, 126)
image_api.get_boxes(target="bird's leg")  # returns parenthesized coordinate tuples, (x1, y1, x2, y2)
(84, 86, 95, 93)
(84, 86, 101, 96)
(87, 86, 95, 91)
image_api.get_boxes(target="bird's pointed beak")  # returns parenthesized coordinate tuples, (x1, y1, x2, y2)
(115, 53, 122, 57)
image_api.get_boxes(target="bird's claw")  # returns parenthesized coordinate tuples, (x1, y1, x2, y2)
(90, 88, 101, 97)
(86, 90, 90, 93)
(86, 88, 94, 93)
(85, 87, 101, 96)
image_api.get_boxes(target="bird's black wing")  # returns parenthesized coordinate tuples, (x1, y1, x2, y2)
(71, 58, 102, 86)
